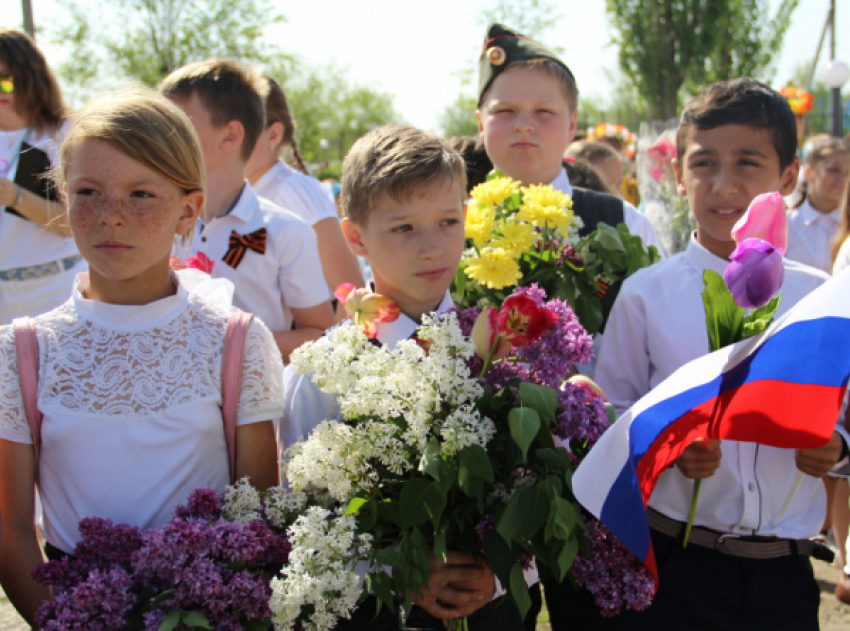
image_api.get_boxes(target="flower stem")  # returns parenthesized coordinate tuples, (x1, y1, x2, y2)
(478, 335, 503, 378)
(682, 479, 701, 549)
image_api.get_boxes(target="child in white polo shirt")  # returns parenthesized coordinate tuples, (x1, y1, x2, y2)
(161, 59, 334, 362)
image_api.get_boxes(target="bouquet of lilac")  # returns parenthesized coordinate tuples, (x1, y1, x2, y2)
(454, 284, 655, 617)
(33, 480, 298, 631)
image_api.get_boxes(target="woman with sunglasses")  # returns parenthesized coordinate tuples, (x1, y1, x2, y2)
(0, 29, 82, 324)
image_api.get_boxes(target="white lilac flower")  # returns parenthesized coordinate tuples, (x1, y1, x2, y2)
(222, 477, 263, 523)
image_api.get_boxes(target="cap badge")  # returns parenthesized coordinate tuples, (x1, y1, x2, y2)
(487, 46, 506, 66)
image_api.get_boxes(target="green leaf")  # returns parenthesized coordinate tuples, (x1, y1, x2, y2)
(557, 535, 579, 581)
(399, 478, 444, 529)
(516, 485, 549, 541)
(375, 546, 403, 568)
(433, 520, 448, 561)
(419, 436, 443, 481)
(519, 382, 559, 420)
(181, 611, 212, 629)
(378, 497, 401, 526)
(595, 224, 626, 252)
(346, 495, 369, 515)
(481, 528, 515, 586)
(575, 294, 603, 336)
(158, 611, 181, 631)
(459, 444, 494, 483)
(436, 457, 458, 496)
(702, 269, 745, 352)
(452, 265, 466, 299)
(510, 562, 532, 618)
(605, 402, 618, 425)
(365, 572, 394, 616)
(496, 486, 526, 543)
(742, 296, 781, 339)
(534, 447, 570, 471)
(508, 407, 541, 462)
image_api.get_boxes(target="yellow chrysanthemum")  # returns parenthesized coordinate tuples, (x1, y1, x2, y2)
(464, 247, 522, 289)
(470, 177, 521, 208)
(491, 218, 537, 257)
(517, 184, 575, 235)
(465, 203, 497, 248)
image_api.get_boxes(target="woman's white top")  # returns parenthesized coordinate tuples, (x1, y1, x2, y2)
(785, 199, 842, 274)
(0, 123, 79, 270)
(252, 161, 339, 226)
(834, 237, 850, 276)
(0, 274, 285, 552)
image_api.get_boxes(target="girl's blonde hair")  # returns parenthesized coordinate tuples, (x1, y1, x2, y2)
(796, 136, 850, 209)
(260, 76, 310, 175)
(58, 88, 206, 244)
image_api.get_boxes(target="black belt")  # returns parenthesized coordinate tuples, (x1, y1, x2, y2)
(648, 508, 833, 562)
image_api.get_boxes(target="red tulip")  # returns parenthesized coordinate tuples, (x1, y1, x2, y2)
(496, 294, 558, 347)
(471, 306, 512, 361)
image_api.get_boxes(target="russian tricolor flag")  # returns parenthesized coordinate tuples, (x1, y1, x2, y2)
(573, 268, 850, 581)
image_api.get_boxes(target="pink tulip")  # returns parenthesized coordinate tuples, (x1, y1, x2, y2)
(334, 283, 400, 339)
(471, 306, 512, 361)
(730, 191, 788, 255)
(647, 133, 677, 165)
(650, 166, 665, 183)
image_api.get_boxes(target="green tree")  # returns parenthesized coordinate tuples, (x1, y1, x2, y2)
(477, 0, 562, 40)
(50, 0, 288, 91)
(605, 0, 798, 120)
(271, 64, 402, 167)
(437, 94, 479, 139)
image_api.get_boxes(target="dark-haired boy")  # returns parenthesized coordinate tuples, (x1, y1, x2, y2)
(161, 59, 334, 362)
(283, 124, 525, 631)
(596, 78, 848, 630)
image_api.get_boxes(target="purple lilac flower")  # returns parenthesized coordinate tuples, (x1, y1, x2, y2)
(32, 558, 94, 593)
(174, 487, 223, 522)
(36, 568, 137, 630)
(474, 515, 495, 540)
(554, 382, 610, 446)
(74, 517, 143, 566)
(557, 243, 585, 268)
(571, 519, 655, 617)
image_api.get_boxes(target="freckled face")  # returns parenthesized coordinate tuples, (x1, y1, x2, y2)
(65, 139, 199, 285)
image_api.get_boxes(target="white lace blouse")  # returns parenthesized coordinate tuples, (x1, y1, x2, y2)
(0, 275, 285, 553)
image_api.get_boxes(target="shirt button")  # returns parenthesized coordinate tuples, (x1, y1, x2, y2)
(201, 236, 207, 242)
(748, 482, 756, 492)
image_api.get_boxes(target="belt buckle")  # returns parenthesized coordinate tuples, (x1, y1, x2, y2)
(715, 533, 741, 554)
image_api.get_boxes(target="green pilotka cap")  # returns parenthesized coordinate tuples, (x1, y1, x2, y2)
(477, 23, 575, 106)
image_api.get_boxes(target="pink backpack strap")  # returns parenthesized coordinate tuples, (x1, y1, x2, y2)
(222, 311, 254, 484)
(12, 317, 43, 482)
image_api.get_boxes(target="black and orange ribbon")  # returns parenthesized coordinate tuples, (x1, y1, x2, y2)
(222, 228, 267, 269)
(593, 280, 609, 298)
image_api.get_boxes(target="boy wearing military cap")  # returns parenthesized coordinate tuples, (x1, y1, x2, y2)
(477, 23, 664, 335)
(476, 23, 661, 630)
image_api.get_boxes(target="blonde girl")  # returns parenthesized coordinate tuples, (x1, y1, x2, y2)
(0, 89, 282, 624)
(785, 136, 850, 273)
(244, 75, 364, 307)
(0, 28, 85, 323)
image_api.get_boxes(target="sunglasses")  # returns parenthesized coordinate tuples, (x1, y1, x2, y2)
(0, 74, 13, 94)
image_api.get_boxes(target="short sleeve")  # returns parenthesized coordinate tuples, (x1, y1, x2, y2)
(275, 216, 331, 309)
(0, 326, 34, 444)
(623, 201, 667, 258)
(235, 319, 285, 426)
(280, 364, 341, 453)
(276, 176, 339, 226)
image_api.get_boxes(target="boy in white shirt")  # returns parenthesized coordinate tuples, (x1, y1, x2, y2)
(284, 124, 524, 630)
(595, 78, 848, 630)
(160, 59, 334, 362)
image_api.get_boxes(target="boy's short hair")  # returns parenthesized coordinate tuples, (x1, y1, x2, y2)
(447, 135, 492, 195)
(340, 125, 467, 225)
(566, 140, 621, 166)
(480, 58, 578, 111)
(677, 78, 797, 171)
(159, 59, 265, 161)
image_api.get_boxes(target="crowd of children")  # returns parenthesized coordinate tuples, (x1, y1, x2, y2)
(1, 19, 850, 631)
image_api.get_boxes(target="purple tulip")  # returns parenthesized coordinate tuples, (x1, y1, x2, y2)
(724, 238, 784, 308)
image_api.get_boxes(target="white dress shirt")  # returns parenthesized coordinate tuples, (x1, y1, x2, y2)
(834, 237, 850, 275)
(185, 183, 330, 332)
(252, 161, 339, 227)
(785, 199, 842, 274)
(595, 234, 845, 539)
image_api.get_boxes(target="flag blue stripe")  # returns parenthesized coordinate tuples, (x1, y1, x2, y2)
(599, 460, 652, 561)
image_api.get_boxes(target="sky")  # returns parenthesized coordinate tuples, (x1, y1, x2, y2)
(6, 0, 850, 131)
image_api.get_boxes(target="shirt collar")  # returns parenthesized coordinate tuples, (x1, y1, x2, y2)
(218, 182, 257, 223)
(375, 292, 455, 349)
(799, 199, 841, 226)
(684, 232, 729, 276)
(549, 167, 572, 196)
